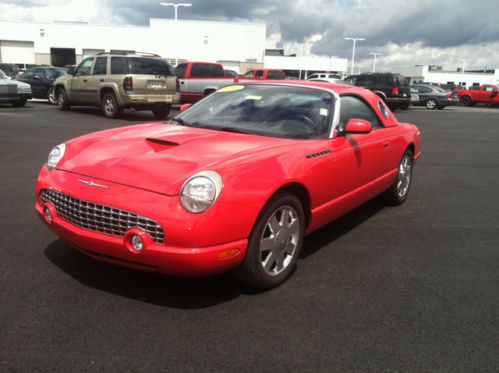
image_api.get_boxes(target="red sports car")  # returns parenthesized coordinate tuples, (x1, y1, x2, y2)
(36, 81, 421, 289)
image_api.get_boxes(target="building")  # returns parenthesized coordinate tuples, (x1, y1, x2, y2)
(394, 65, 499, 87)
(0, 18, 348, 75)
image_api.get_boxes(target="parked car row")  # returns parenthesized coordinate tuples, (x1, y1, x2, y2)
(0, 68, 32, 106)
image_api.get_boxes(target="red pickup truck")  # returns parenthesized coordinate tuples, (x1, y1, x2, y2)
(174, 62, 235, 103)
(455, 84, 499, 106)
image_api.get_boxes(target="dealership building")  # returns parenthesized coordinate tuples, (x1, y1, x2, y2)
(395, 65, 499, 87)
(0, 18, 347, 75)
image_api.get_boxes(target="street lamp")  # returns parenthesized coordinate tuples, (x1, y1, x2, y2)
(459, 58, 470, 74)
(344, 37, 365, 75)
(160, 2, 192, 21)
(369, 52, 381, 72)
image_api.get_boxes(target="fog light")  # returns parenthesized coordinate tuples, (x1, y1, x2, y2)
(131, 235, 144, 251)
(44, 207, 53, 223)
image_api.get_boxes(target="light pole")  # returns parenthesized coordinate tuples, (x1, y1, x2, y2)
(160, 2, 192, 66)
(369, 52, 381, 72)
(345, 37, 365, 75)
(459, 58, 470, 74)
(160, 2, 192, 21)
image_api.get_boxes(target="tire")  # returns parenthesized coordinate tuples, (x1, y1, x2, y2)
(152, 104, 171, 119)
(459, 96, 472, 106)
(11, 98, 27, 107)
(426, 98, 438, 110)
(47, 87, 57, 105)
(57, 88, 70, 111)
(400, 104, 410, 110)
(101, 92, 120, 119)
(204, 89, 215, 97)
(233, 193, 305, 289)
(437, 105, 445, 110)
(383, 149, 414, 206)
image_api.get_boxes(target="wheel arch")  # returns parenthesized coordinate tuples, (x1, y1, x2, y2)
(268, 182, 312, 228)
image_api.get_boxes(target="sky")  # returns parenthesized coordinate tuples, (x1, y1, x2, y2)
(1, 0, 499, 71)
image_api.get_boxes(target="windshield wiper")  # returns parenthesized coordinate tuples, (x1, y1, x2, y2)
(216, 126, 253, 135)
(168, 117, 190, 126)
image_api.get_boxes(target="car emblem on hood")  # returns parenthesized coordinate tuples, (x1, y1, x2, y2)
(77, 179, 110, 189)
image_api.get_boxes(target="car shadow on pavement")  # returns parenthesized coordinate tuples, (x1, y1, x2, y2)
(300, 198, 385, 259)
(44, 239, 254, 309)
(68, 107, 162, 122)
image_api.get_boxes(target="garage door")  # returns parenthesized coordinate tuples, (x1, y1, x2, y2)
(0, 40, 35, 64)
(82, 49, 105, 58)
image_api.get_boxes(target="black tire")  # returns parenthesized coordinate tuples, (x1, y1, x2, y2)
(459, 96, 472, 106)
(57, 88, 70, 110)
(233, 193, 305, 289)
(426, 98, 438, 110)
(204, 89, 216, 97)
(383, 149, 414, 206)
(47, 87, 57, 105)
(400, 104, 410, 110)
(152, 104, 171, 119)
(11, 98, 27, 107)
(437, 105, 445, 110)
(101, 92, 120, 119)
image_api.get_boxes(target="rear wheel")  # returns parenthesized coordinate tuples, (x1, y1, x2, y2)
(426, 98, 437, 110)
(383, 149, 413, 206)
(234, 193, 305, 289)
(152, 104, 171, 119)
(47, 87, 57, 105)
(459, 96, 472, 106)
(437, 105, 445, 110)
(57, 88, 70, 110)
(101, 92, 120, 119)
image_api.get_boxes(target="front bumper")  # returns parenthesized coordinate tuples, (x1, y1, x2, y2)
(36, 167, 248, 277)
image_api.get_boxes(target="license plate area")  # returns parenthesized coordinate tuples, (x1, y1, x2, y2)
(148, 80, 164, 89)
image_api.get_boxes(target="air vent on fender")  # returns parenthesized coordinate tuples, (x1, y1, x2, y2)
(306, 150, 331, 159)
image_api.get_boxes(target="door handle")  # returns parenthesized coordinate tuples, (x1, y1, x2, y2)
(383, 141, 389, 148)
(180, 81, 185, 85)
(100, 79, 104, 82)
(83, 79, 88, 82)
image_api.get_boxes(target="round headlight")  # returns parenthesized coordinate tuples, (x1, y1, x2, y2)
(47, 143, 66, 171)
(180, 171, 223, 213)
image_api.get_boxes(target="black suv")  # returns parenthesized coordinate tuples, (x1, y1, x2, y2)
(344, 73, 411, 110)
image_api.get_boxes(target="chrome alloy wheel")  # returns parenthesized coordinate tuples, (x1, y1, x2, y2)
(48, 88, 57, 104)
(104, 96, 115, 116)
(397, 154, 412, 198)
(426, 99, 437, 109)
(259, 205, 300, 276)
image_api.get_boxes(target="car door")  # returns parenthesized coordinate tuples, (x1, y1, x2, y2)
(70, 57, 95, 103)
(83, 56, 107, 105)
(21, 68, 45, 98)
(481, 85, 499, 104)
(330, 95, 392, 192)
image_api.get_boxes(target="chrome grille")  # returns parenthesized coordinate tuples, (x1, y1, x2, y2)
(40, 189, 164, 244)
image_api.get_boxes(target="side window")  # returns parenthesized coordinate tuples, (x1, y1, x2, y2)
(419, 86, 432, 93)
(378, 101, 390, 119)
(243, 71, 254, 78)
(110, 57, 128, 75)
(93, 57, 107, 75)
(75, 58, 94, 76)
(339, 95, 382, 130)
(21, 70, 35, 79)
(483, 86, 495, 92)
(255, 70, 264, 79)
(174, 64, 187, 78)
(267, 70, 285, 79)
(190, 63, 225, 77)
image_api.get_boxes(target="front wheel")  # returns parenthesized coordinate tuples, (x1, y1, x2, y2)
(233, 193, 305, 289)
(57, 88, 70, 110)
(47, 87, 57, 105)
(383, 150, 414, 206)
(11, 98, 27, 107)
(459, 96, 472, 106)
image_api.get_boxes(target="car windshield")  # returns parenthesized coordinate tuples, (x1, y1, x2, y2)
(433, 86, 448, 93)
(46, 68, 66, 79)
(175, 84, 335, 140)
(0, 69, 8, 79)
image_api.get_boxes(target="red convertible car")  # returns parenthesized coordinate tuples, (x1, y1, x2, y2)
(36, 81, 421, 289)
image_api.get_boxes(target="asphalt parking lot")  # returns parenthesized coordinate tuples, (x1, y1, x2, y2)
(1, 102, 498, 371)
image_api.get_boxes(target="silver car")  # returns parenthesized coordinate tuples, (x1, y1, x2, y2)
(0, 69, 32, 107)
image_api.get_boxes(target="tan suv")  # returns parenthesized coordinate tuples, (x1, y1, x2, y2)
(54, 52, 180, 119)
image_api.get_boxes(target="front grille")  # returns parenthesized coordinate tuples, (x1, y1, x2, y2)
(40, 189, 164, 244)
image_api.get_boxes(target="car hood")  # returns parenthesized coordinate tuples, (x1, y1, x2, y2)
(58, 122, 295, 195)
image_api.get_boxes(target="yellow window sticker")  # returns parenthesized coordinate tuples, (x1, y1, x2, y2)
(218, 85, 244, 92)
(320, 108, 329, 116)
(245, 95, 262, 100)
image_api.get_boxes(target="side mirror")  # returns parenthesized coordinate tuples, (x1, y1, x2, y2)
(34, 75, 42, 80)
(67, 67, 75, 75)
(345, 118, 373, 134)
(180, 103, 191, 112)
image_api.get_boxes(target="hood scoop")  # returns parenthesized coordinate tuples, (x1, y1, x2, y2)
(146, 138, 179, 152)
